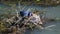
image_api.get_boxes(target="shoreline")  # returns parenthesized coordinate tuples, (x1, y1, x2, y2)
(0, 1, 60, 7)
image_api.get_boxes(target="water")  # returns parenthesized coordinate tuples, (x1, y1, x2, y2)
(0, 3, 11, 14)
(0, 4, 60, 34)
(18, 4, 60, 18)
(25, 21, 60, 34)
(0, 4, 60, 18)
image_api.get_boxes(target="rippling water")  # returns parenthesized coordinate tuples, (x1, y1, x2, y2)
(25, 5, 60, 18)
(17, 4, 60, 18)
(25, 21, 60, 34)
(0, 4, 60, 18)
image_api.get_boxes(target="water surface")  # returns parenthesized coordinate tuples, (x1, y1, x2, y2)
(25, 21, 60, 34)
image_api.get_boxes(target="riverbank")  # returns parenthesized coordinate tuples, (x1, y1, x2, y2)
(0, 0, 60, 7)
